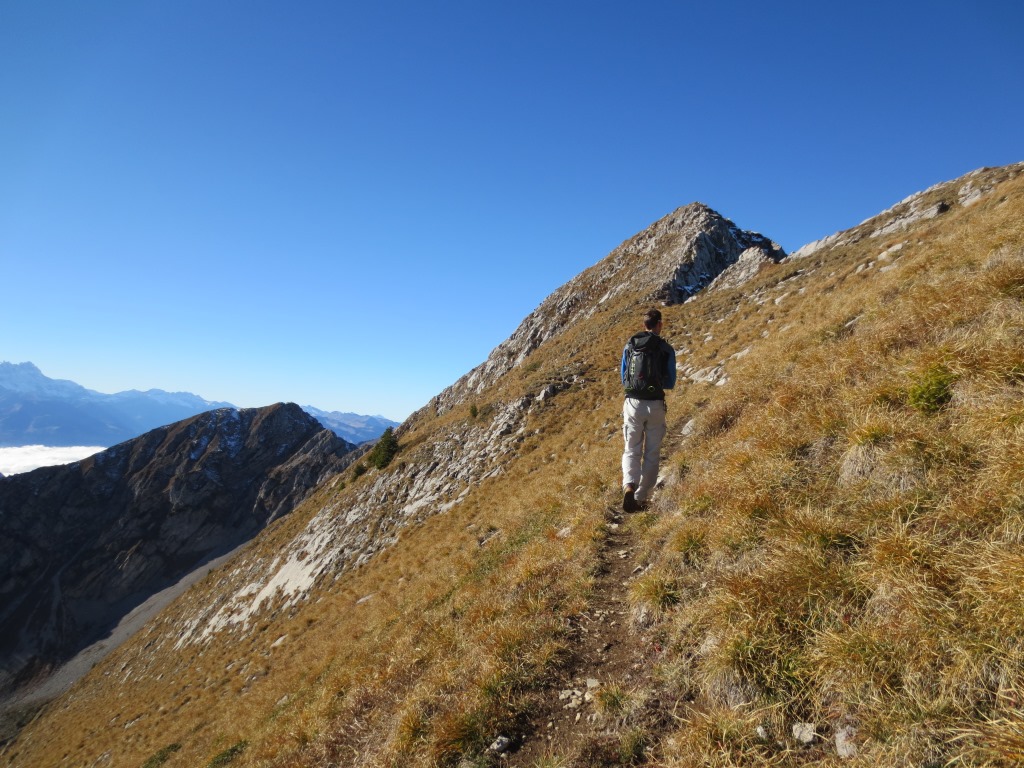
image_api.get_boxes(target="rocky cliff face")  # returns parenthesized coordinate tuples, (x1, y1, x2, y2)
(0, 403, 355, 699)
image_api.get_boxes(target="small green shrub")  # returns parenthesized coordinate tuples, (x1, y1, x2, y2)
(618, 727, 649, 764)
(207, 740, 248, 767)
(908, 365, 956, 413)
(596, 683, 630, 716)
(142, 743, 181, 768)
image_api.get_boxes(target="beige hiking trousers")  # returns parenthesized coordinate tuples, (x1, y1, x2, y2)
(621, 397, 667, 504)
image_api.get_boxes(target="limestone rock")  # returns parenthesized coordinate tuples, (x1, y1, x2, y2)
(707, 247, 778, 292)
(488, 735, 512, 754)
(835, 725, 858, 758)
(792, 722, 816, 744)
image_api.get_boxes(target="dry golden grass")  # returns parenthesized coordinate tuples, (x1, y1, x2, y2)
(5, 167, 1024, 768)
(636, 173, 1024, 765)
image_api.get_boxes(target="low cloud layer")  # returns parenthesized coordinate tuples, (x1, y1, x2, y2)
(0, 446, 105, 476)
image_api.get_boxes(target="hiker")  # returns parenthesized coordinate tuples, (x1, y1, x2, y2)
(621, 308, 676, 512)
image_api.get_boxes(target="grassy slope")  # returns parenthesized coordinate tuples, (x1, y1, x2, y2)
(640, 172, 1024, 767)
(5, 168, 1024, 768)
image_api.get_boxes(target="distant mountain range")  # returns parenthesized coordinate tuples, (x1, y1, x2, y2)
(300, 405, 399, 444)
(0, 362, 399, 448)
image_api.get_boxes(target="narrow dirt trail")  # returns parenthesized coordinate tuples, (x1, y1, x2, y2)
(506, 505, 665, 766)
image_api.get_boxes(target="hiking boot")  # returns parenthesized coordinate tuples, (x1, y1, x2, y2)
(623, 483, 639, 513)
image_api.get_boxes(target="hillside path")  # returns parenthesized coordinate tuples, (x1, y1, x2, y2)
(506, 505, 665, 766)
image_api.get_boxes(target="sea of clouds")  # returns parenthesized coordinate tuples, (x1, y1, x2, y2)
(0, 445, 105, 476)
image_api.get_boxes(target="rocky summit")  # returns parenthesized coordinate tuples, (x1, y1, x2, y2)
(0, 403, 356, 713)
(431, 203, 784, 414)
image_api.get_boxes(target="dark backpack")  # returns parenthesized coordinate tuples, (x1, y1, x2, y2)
(624, 332, 664, 398)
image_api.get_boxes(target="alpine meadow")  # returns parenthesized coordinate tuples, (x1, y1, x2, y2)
(5, 162, 1024, 767)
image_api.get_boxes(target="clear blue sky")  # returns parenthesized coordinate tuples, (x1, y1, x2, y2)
(2, 1, 1021, 421)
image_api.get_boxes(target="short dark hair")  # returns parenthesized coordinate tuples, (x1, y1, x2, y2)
(643, 308, 662, 330)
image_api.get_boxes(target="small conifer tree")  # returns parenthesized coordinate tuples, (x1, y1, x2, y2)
(367, 427, 399, 470)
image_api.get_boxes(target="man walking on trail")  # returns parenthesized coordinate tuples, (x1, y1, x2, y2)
(621, 308, 676, 512)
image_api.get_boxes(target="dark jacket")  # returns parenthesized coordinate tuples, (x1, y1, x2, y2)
(621, 331, 676, 400)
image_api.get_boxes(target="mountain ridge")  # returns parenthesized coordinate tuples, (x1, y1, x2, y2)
(6, 162, 1024, 767)
(300, 405, 400, 445)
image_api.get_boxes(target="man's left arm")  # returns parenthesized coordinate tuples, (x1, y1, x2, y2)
(663, 344, 677, 390)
